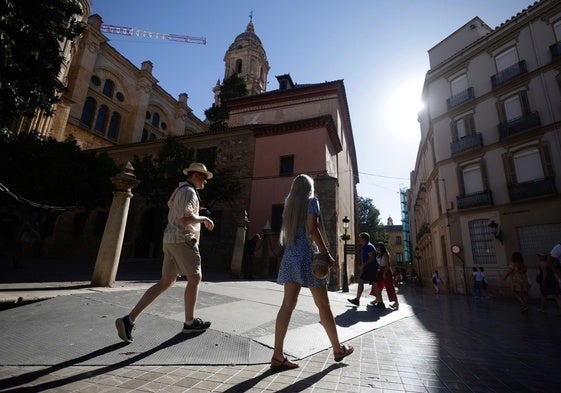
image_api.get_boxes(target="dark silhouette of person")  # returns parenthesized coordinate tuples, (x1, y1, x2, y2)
(243, 234, 261, 279)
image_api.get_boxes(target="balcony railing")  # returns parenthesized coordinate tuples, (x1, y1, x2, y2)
(447, 87, 475, 110)
(498, 111, 540, 139)
(550, 41, 561, 61)
(508, 177, 557, 201)
(416, 223, 431, 242)
(491, 60, 527, 88)
(451, 133, 483, 156)
(457, 190, 493, 210)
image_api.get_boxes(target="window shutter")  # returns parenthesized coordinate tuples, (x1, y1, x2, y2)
(480, 159, 490, 190)
(467, 115, 476, 135)
(540, 142, 553, 177)
(520, 90, 530, 113)
(496, 99, 505, 123)
(502, 152, 515, 185)
(451, 120, 458, 141)
(457, 166, 465, 195)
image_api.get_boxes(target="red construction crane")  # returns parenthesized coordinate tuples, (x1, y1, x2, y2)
(100, 23, 206, 45)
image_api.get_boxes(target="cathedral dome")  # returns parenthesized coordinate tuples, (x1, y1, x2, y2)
(228, 21, 266, 57)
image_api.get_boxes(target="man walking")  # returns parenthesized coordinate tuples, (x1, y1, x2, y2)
(115, 163, 215, 342)
(347, 232, 382, 307)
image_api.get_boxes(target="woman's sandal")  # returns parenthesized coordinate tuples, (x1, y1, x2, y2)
(270, 356, 299, 371)
(334, 344, 354, 362)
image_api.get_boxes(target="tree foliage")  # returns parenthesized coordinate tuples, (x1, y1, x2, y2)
(0, 0, 85, 127)
(131, 136, 242, 211)
(204, 74, 248, 131)
(357, 196, 388, 245)
(0, 130, 119, 209)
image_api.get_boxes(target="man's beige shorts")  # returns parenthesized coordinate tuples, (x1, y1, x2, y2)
(162, 241, 201, 277)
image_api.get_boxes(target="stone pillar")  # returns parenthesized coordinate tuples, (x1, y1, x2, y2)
(91, 162, 140, 287)
(230, 211, 249, 277)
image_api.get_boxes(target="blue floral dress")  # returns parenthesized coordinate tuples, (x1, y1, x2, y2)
(277, 197, 327, 287)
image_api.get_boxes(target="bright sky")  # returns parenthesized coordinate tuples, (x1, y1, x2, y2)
(90, 0, 534, 225)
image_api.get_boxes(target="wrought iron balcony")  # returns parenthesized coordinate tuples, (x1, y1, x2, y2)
(457, 190, 493, 210)
(550, 41, 561, 61)
(491, 60, 527, 88)
(416, 223, 431, 242)
(508, 177, 557, 201)
(451, 133, 483, 156)
(498, 111, 540, 139)
(447, 87, 475, 110)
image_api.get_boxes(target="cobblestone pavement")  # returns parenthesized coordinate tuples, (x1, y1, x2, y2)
(0, 257, 560, 392)
(1, 284, 561, 392)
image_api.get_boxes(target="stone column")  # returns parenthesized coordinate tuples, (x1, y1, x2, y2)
(230, 211, 249, 277)
(91, 162, 140, 287)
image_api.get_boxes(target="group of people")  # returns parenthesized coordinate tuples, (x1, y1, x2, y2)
(472, 266, 488, 299)
(115, 167, 354, 370)
(347, 232, 399, 310)
(504, 246, 561, 314)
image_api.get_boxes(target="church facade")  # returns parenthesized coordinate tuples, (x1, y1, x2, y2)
(31, 4, 359, 289)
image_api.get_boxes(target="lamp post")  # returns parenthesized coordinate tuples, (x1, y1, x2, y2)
(342, 216, 350, 292)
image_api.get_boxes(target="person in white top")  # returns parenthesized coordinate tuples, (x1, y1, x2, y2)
(115, 163, 215, 343)
(547, 243, 561, 280)
(432, 270, 442, 294)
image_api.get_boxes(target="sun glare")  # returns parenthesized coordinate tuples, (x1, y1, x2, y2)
(384, 80, 424, 138)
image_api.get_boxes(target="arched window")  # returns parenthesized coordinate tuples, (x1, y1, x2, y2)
(80, 97, 96, 127)
(236, 59, 242, 74)
(94, 105, 108, 133)
(107, 112, 120, 139)
(141, 129, 148, 142)
(102, 79, 114, 98)
(151, 112, 160, 128)
(149, 133, 156, 140)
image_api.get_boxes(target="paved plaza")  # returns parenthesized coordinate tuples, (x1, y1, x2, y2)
(0, 258, 560, 392)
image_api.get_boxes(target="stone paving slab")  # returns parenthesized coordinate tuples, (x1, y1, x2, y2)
(0, 281, 415, 367)
(2, 285, 561, 392)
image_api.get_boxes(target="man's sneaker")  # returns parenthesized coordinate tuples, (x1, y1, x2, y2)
(182, 318, 211, 333)
(115, 315, 134, 343)
(347, 298, 360, 306)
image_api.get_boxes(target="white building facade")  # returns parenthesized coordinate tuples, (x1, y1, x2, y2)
(410, 0, 561, 296)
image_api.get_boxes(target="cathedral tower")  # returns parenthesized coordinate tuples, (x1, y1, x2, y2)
(214, 15, 269, 104)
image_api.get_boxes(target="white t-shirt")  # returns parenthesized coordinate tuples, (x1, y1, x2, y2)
(550, 243, 561, 260)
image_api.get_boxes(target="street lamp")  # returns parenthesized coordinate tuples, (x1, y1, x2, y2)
(342, 216, 350, 292)
(488, 220, 503, 244)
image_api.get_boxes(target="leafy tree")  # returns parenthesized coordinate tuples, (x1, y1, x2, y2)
(131, 137, 196, 209)
(0, 0, 85, 127)
(131, 136, 241, 210)
(204, 74, 248, 131)
(0, 130, 119, 209)
(357, 196, 387, 245)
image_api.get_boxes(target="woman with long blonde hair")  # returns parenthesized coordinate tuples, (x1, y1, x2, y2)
(271, 174, 353, 370)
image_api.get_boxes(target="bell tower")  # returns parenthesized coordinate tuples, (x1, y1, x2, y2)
(218, 13, 270, 100)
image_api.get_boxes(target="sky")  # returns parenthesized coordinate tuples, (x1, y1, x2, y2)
(90, 0, 535, 225)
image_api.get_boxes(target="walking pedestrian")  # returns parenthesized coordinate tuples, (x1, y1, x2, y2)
(373, 242, 399, 310)
(504, 251, 529, 312)
(547, 242, 561, 281)
(115, 163, 215, 343)
(536, 253, 561, 314)
(271, 174, 353, 370)
(479, 266, 489, 298)
(347, 232, 382, 307)
(472, 267, 483, 299)
(432, 270, 442, 294)
(243, 234, 261, 279)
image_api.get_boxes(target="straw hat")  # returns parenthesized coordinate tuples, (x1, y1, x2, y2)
(182, 162, 213, 179)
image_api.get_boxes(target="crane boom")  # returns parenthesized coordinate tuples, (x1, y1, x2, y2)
(100, 24, 206, 45)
